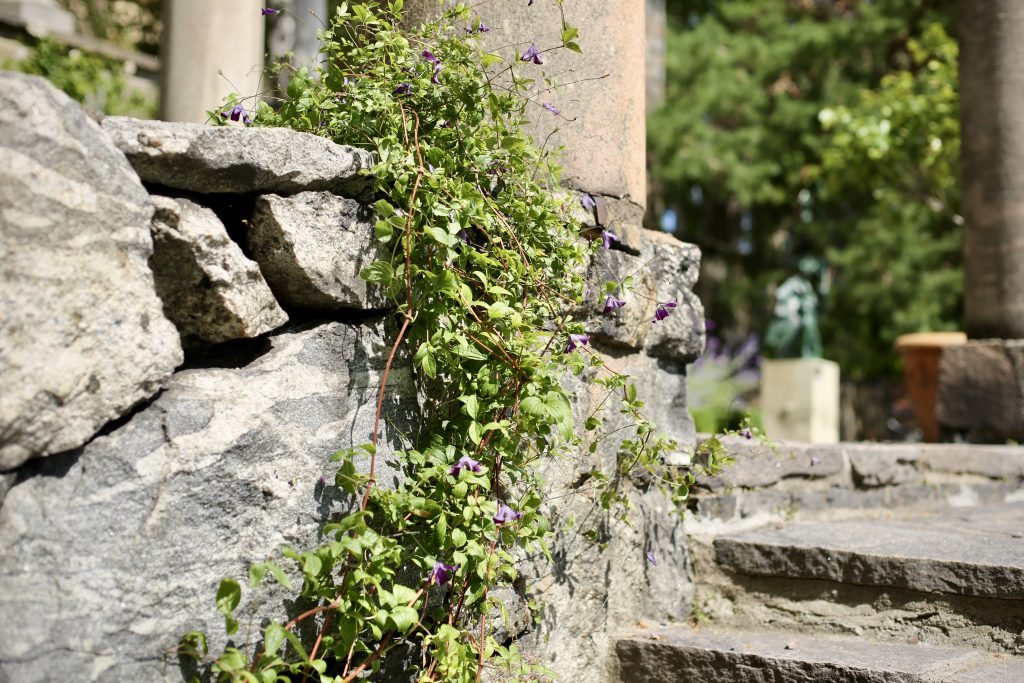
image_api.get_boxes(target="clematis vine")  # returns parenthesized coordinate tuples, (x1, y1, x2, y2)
(603, 295, 626, 315)
(422, 49, 444, 85)
(493, 504, 523, 525)
(566, 333, 590, 353)
(601, 229, 619, 250)
(521, 45, 543, 65)
(450, 454, 482, 477)
(221, 104, 252, 125)
(466, 22, 491, 34)
(652, 299, 677, 323)
(428, 561, 459, 586)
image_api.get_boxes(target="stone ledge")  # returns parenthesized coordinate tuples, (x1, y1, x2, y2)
(616, 625, 1024, 683)
(100, 116, 374, 197)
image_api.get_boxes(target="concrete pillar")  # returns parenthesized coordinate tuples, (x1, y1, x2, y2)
(645, 0, 666, 115)
(268, 0, 327, 89)
(0, 0, 74, 35)
(160, 0, 265, 123)
(405, 0, 646, 205)
(958, 0, 1024, 338)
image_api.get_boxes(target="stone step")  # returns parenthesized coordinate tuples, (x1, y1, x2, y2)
(616, 625, 1024, 682)
(713, 503, 1024, 599)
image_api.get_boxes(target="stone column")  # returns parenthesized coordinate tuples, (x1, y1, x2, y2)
(160, 0, 265, 123)
(0, 0, 74, 35)
(405, 0, 646, 208)
(268, 0, 327, 89)
(959, 0, 1024, 339)
(936, 1, 1024, 440)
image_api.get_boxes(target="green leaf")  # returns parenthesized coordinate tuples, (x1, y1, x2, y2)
(481, 52, 503, 67)
(249, 563, 266, 588)
(520, 396, 546, 417)
(388, 605, 419, 633)
(487, 301, 512, 319)
(392, 584, 419, 605)
(451, 528, 468, 548)
(565, 41, 582, 53)
(561, 27, 579, 45)
(459, 394, 480, 419)
(216, 578, 241, 616)
(263, 623, 286, 656)
(468, 421, 482, 445)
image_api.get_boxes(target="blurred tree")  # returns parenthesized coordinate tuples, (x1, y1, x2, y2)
(650, 0, 957, 379)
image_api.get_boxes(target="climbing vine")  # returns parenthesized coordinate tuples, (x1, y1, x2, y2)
(183, 2, 734, 681)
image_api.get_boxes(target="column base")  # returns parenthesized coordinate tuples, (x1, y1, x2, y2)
(937, 339, 1024, 442)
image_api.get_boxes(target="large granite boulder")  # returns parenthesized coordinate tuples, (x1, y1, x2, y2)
(0, 320, 417, 682)
(100, 116, 374, 198)
(0, 72, 183, 471)
(150, 195, 288, 346)
(250, 191, 387, 310)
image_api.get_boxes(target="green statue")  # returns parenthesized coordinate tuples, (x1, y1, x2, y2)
(765, 257, 825, 358)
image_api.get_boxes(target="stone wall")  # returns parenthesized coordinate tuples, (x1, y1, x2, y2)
(0, 72, 705, 682)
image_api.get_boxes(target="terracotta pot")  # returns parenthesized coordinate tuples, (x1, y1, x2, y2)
(894, 332, 967, 442)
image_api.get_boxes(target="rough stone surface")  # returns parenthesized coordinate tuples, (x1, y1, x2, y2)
(697, 438, 844, 491)
(250, 191, 387, 310)
(714, 503, 1024, 599)
(100, 116, 374, 197)
(937, 340, 1024, 440)
(848, 446, 922, 487)
(643, 231, 705, 363)
(615, 626, 1024, 683)
(578, 249, 656, 349)
(0, 321, 417, 682)
(517, 349, 696, 682)
(150, 195, 288, 345)
(0, 72, 183, 470)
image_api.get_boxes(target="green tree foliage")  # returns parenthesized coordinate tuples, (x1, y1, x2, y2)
(4, 37, 156, 117)
(650, 0, 957, 379)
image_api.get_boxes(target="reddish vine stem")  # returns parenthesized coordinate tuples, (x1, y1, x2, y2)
(304, 107, 427, 674)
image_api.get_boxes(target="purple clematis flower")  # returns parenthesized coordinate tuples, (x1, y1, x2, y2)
(580, 194, 596, 212)
(521, 45, 543, 65)
(450, 455, 482, 477)
(810, 456, 822, 466)
(493, 504, 523, 525)
(652, 299, 677, 323)
(740, 428, 753, 440)
(428, 561, 459, 586)
(601, 229, 619, 250)
(221, 104, 252, 125)
(431, 64, 444, 85)
(422, 49, 440, 64)
(603, 295, 626, 315)
(394, 82, 412, 95)
(566, 333, 590, 353)
(542, 102, 560, 115)
(646, 551, 657, 566)
(261, 8, 281, 15)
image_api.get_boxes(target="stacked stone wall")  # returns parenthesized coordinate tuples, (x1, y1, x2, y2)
(0, 72, 704, 682)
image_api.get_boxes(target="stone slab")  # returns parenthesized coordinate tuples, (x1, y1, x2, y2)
(0, 320, 417, 682)
(0, 73, 183, 470)
(714, 503, 1024, 599)
(249, 191, 386, 310)
(150, 195, 288, 345)
(100, 116, 374, 197)
(696, 437, 844, 491)
(615, 626, 1024, 683)
(937, 339, 1024, 440)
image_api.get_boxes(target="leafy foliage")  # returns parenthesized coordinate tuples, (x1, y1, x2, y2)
(191, 3, 729, 681)
(650, 0, 957, 379)
(3, 37, 156, 117)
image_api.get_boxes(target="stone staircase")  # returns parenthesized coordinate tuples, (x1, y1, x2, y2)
(614, 440, 1024, 682)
